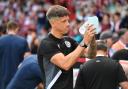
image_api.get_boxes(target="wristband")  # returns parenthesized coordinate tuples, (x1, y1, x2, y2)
(79, 40, 88, 48)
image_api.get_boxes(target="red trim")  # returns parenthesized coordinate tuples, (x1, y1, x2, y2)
(77, 58, 86, 63)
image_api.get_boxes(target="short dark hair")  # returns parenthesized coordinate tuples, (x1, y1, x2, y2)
(99, 31, 112, 40)
(96, 40, 108, 52)
(46, 5, 70, 20)
(7, 21, 19, 31)
(112, 49, 128, 61)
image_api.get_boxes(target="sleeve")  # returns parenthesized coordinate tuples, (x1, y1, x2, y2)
(117, 62, 128, 83)
(38, 40, 61, 60)
(69, 37, 78, 50)
(74, 65, 85, 89)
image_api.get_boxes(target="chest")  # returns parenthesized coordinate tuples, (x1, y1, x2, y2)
(57, 40, 75, 55)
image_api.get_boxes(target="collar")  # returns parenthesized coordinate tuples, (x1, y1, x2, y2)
(95, 56, 108, 60)
(48, 33, 62, 42)
(96, 54, 106, 57)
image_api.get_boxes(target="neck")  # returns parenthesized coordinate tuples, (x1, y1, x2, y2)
(8, 31, 16, 35)
(51, 29, 63, 39)
(96, 51, 107, 57)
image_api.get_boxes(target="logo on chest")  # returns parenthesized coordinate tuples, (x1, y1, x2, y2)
(64, 41, 71, 48)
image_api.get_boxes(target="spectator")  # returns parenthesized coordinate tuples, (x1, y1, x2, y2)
(112, 49, 128, 78)
(99, 30, 114, 57)
(111, 29, 128, 54)
(120, 9, 128, 29)
(0, 21, 30, 89)
(100, 13, 112, 32)
(113, 12, 121, 33)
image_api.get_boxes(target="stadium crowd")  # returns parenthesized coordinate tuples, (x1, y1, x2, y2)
(0, 0, 128, 89)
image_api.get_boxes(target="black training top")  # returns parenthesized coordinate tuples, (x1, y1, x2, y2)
(38, 33, 78, 89)
(75, 56, 128, 89)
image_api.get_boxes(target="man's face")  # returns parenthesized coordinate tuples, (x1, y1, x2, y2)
(52, 16, 70, 35)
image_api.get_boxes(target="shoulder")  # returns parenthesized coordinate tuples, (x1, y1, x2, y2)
(78, 64, 85, 74)
(15, 35, 27, 41)
(23, 55, 37, 63)
(100, 57, 118, 65)
(0, 35, 26, 41)
(40, 36, 54, 45)
(38, 37, 59, 54)
(40, 36, 58, 49)
(0, 35, 9, 40)
(85, 57, 117, 66)
(63, 36, 75, 41)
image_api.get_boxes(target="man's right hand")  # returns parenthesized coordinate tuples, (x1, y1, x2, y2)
(83, 25, 96, 45)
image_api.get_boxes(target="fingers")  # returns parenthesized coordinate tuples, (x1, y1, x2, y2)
(83, 24, 96, 45)
(88, 25, 96, 34)
(84, 25, 95, 37)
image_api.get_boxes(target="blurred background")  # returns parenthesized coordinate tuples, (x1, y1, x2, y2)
(0, 0, 128, 55)
(0, 1, 128, 89)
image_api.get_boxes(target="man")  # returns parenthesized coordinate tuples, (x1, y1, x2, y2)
(111, 29, 128, 54)
(38, 5, 96, 89)
(112, 49, 128, 78)
(75, 40, 128, 89)
(113, 12, 121, 32)
(99, 30, 115, 57)
(6, 55, 44, 89)
(0, 21, 30, 89)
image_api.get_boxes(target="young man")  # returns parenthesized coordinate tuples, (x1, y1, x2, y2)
(111, 29, 128, 54)
(0, 21, 30, 89)
(99, 30, 114, 57)
(6, 55, 44, 89)
(75, 40, 128, 89)
(38, 5, 96, 89)
(112, 49, 128, 78)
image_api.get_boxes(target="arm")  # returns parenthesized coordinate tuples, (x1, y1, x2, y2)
(51, 25, 95, 71)
(117, 62, 128, 89)
(51, 46, 85, 71)
(86, 36, 97, 59)
(120, 81, 128, 89)
(37, 83, 44, 89)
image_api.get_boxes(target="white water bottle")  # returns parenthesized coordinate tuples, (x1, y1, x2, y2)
(79, 16, 100, 35)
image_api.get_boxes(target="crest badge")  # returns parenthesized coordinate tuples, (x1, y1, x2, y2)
(65, 41, 71, 48)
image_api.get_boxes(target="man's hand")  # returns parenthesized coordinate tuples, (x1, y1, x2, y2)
(83, 25, 96, 45)
(120, 81, 128, 89)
